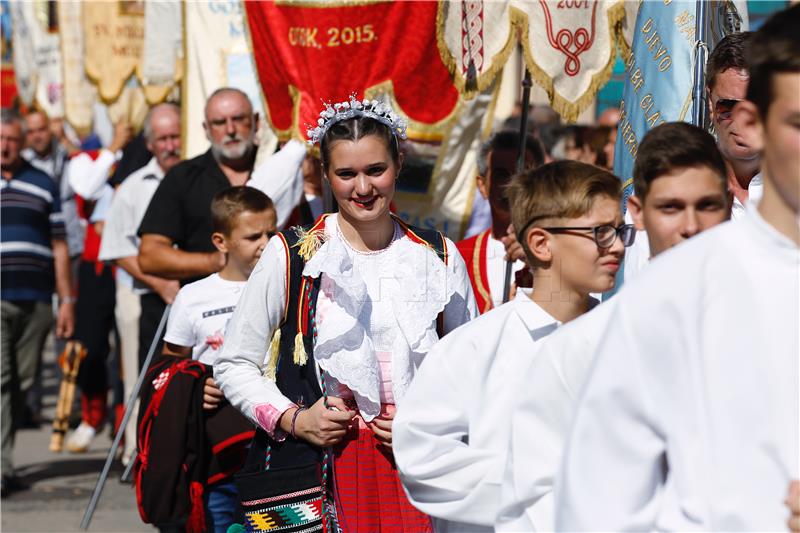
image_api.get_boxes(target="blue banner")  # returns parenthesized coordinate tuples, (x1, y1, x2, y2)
(613, 0, 698, 212)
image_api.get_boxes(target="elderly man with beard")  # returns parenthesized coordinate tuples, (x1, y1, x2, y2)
(138, 88, 258, 285)
(138, 87, 307, 284)
(97, 103, 183, 463)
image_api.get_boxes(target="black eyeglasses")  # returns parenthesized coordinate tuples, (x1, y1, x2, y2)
(714, 98, 742, 121)
(539, 223, 636, 248)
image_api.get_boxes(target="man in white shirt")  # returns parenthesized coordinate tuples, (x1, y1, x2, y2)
(556, 8, 800, 529)
(496, 121, 730, 531)
(456, 131, 545, 313)
(394, 161, 633, 532)
(98, 103, 182, 464)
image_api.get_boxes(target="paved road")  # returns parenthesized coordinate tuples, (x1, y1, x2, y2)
(2, 336, 153, 533)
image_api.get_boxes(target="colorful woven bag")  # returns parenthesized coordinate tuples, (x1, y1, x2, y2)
(236, 462, 326, 532)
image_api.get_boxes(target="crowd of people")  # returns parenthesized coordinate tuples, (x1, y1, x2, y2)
(0, 4, 798, 532)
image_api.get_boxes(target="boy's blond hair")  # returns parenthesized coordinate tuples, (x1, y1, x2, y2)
(507, 160, 621, 267)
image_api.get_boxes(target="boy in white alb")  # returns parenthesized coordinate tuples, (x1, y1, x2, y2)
(394, 161, 635, 532)
(555, 8, 800, 530)
(495, 121, 730, 531)
(162, 186, 276, 533)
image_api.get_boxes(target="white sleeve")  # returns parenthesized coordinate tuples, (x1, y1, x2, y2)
(99, 185, 138, 262)
(213, 235, 296, 437)
(89, 184, 114, 223)
(555, 303, 667, 531)
(246, 140, 306, 228)
(394, 333, 500, 527)
(163, 288, 196, 349)
(495, 343, 576, 532)
(442, 237, 478, 333)
(67, 150, 118, 200)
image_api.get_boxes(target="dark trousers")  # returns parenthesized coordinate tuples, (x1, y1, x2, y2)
(139, 293, 167, 370)
(74, 261, 116, 394)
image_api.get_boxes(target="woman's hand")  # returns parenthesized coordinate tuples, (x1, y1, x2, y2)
(293, 396, 355, 447)
(367, 412, 394, 450)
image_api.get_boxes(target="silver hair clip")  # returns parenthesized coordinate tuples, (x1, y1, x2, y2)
(306, 94, 408, 145)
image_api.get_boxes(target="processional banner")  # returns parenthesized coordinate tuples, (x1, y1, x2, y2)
(82, 1, 175, 106)
(437, 0, 624, 122)
(244, 0, 461, 141)
(183, 1, 275, 159)
(9, 0, 63, 117)
(58, 1, 95, 135)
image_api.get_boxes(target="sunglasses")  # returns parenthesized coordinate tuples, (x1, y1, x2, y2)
(714, 98, 742, 120)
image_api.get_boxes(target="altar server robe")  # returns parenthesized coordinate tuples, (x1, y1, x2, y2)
(394, 291, 562, 533)
(495, 299, 617, 531)
(556, 208, 800, 531)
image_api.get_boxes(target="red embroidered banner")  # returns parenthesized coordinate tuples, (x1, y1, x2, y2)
(244, 1, 460, 141)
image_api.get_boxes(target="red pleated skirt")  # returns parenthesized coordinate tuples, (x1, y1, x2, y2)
(332, 422, 432, 533)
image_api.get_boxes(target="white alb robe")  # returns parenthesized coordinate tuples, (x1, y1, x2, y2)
(556, 206, 799, 531)
(495, 298, 618, 531)
(393, 292, 563, 533)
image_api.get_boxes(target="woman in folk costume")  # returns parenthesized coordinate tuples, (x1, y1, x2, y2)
(215, 95, 477, 532)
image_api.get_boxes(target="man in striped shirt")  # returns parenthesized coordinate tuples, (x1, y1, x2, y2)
(1, 108, 74, 497)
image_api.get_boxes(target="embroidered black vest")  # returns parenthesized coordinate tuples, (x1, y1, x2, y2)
(244, 215, 448, 472)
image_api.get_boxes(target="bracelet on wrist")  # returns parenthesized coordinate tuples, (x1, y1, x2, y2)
(291, 406, 307, 439)
(60, 295, 76, 305)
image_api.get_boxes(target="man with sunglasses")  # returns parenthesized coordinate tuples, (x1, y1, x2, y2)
(706, 31, 763, 219)
(495, 122, 729, 531)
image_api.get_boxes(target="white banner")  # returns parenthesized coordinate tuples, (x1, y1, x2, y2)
(9, 0, 63, 116)
(395, 82, 498, 240)
(58, 1, 95, 134)
(183, 1, 275, 159)
(142, 0, 183, 86)
(438, 0, 624, 122)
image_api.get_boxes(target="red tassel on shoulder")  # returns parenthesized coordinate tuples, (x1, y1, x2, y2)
(185, 481, 206, 533)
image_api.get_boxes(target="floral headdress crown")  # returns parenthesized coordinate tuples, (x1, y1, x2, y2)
(306, 94, 408, 145)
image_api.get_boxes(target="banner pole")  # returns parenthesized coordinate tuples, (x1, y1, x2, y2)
(503, 66, 533, 304)
(79, 304, 171, 530)
(691, 0, 709, 128)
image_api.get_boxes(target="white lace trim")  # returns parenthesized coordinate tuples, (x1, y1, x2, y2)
(302, 214, 456, 422)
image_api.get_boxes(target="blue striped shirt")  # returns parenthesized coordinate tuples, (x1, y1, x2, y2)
(1, 162, 66, 302)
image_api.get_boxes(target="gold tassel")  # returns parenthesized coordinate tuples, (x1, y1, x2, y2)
(264, 329, 281, 381)
(293, 226, 326, 262)
(293, 332, 308, 366)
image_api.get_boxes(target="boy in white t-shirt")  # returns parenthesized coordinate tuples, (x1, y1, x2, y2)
(161, 186, 276, 533)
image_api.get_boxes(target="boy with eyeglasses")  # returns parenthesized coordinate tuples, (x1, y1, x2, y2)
(495, 121, 730, 531)
(393, 161, 633, 533)
(554, 6, 799, 528)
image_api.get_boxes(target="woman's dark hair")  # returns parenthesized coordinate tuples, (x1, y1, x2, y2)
(319, 116, 401, 171)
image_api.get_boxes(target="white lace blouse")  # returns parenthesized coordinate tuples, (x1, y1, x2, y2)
(214, 214, 477, 438)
